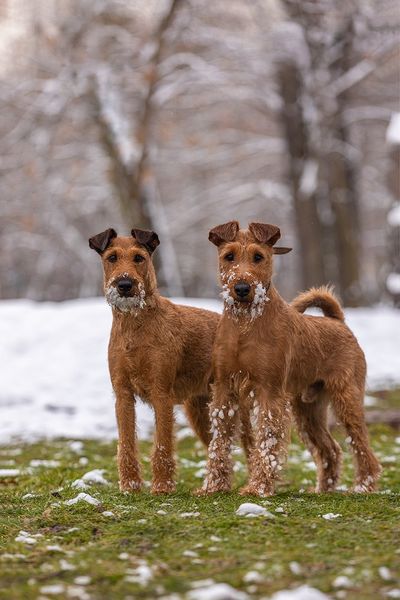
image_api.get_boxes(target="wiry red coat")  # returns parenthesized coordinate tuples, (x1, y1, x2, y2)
(200, 221, 381, 497)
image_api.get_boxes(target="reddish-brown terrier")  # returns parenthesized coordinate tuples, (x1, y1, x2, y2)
(200, 221, 381, 496)
(89, 227, 220, 493)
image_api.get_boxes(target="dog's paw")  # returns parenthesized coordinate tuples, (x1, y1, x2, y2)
(239, 484, 273, 497)
(194, 485, 231, 496)
(119, 479, 143, 493)
(151, 481, 176, 495)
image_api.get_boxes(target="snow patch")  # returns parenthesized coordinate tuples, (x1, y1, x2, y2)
(236, 503, 274, 518)
(81, 469, 109, 485)
(40, 584, 65, 595)
(64, 493, 100, 506)
(386, 113, 400, 145)
(187, 582, 248, 600)
(322, 513, 341, 520)
(332, 575, 353, 588)
(0, 298, 399, 444)
(269, 585, 330, 599)
(0, 469, 21, 477)
(386, 273, 400, 295)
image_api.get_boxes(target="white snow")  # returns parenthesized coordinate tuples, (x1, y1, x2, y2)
(379, 566, 392, 581)
(40, 584, 66, 595)
(289, 561, 303, 575)
(15, 531, 39, 545)
(332, 575, 353, 588)
(71, 479, 90, 491)
(386, 113, 400, 145)
(73, 576, 91, 586)
(299, 159, 318, 197)
(236, 503, 274, 518)
(30, 459, 60, 468)
(322, 513, 341, 520)
(243, 570, 263, 583)
(269, 585, 330, 600)
(81, 469, 109, 485)
(387, 273, 400, 295)
(187, 582, 248, 600)
(388, 203, 400, 227)
(0, 297, 399, 444)
(124, 561, 153, 586)
(0, 468, 20, 477)
(64, 493, 100, 506)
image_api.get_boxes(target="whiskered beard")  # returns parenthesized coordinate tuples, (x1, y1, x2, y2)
(221, 281, 270, 321)
(105, 282, 146, 314)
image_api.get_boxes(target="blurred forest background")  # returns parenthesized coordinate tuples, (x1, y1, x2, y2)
(0, 0, 399, 306)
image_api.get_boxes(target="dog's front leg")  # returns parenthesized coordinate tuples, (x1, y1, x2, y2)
(115, 389, 142, 493)
(240, 390, 291, 497)
(151, 399, 176, 494)
(197, 383, 239, 495)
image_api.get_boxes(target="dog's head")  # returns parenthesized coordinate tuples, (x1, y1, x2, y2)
(89, 227, 159, 313)
(209, 221, 291, 318)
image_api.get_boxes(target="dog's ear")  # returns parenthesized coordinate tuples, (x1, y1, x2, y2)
(248, 222, 281, 247)
(131, 228, 160, 254)
(273, 247, 292, 255)
(209, 221, 240, 246)
(89, 228, 117, 254)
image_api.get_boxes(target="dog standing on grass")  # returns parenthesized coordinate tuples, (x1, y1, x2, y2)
(200, 220, 381, 497)
(89, 227, 220, 493)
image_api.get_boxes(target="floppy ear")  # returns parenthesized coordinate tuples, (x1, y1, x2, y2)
(273, 247, 292, 255)
(209, 221, 239, 246)
(88, 228, 117, 254)
(131, 228, 160, 254)
(248, 222, 281, 247)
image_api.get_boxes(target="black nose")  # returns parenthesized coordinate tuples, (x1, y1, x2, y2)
(234, 282, 251, 298)
(117, 278, 133, 295)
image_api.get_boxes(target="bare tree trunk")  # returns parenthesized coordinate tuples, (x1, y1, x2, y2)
(324, 18, 363, 306)
(277, 61, 326, 289)
(88, 0, 184, 295)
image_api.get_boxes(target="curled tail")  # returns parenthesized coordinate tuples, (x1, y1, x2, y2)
(291, 285, 345, 321)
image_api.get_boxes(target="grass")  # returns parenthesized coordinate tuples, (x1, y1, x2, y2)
(0, 414, 399, 599)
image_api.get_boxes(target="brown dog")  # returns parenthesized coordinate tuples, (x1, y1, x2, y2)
(89, 227, 220, 493)
(200, 221, 381, 496)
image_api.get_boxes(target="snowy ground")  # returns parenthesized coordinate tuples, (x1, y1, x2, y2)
(0, 297, 399, 444)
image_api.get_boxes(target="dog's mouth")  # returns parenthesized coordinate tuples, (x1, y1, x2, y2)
(105, 280, 146, 313)
(221, 281, 270, 319)
(233, 294, 252, 303)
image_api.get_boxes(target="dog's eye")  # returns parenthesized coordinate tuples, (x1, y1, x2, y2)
(107, 254, 117, 263)
(134, 254, 145, 263)
(224, 252, 234, 262)
(254, 253, 264, 263)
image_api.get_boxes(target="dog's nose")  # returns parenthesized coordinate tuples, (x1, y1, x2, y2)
(234, 282, 251, 298)
(117, 278, 133, 295)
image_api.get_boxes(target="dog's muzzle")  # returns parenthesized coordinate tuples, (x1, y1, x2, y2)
(234, 281, 251, 302)
(115, 277, 134, 297)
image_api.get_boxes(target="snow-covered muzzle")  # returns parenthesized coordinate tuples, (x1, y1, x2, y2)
(220, 267, 270, 320)
(105, 274, 146, 314)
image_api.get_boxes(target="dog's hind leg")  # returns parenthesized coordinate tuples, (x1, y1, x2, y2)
(292, 392, 342, 492)
(184, 396, 212, 447)
(329, 384, 381, 492)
